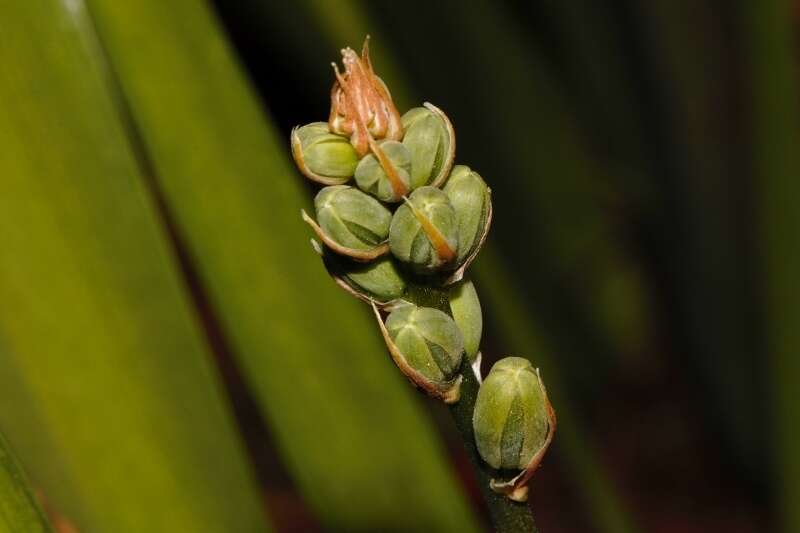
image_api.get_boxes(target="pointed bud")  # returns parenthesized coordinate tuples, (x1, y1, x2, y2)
(401, 103, 456, 190)
(473, 357, 556, 502)
(374, 303, 463, 403)
(448, 279, 483, 362)
(444, 165, 491, 265)
(354, 140, 412, 202)
(291, 122, 359, 185)
(389, 186, 458, 273)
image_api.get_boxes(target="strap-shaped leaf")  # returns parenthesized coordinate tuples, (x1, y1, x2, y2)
(742, 0, 800, 530)
(0, 1, 271, 532)
(83, 0, 479, 530)
(0, 432, 51, 533)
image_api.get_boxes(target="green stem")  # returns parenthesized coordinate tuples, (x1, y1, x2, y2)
(450, 366, 538, 532)
(404, 283, 538, 533)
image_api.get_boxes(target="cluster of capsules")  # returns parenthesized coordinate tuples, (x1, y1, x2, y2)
(291, 39, 555, 502)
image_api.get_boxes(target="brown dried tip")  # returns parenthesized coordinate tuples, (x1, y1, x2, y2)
(329, 36, 403, 157)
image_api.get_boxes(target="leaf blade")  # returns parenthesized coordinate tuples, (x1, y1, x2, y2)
(0, 432, 52, 533)
(0, 1, 271, 531)
(83, 0, 480, 530)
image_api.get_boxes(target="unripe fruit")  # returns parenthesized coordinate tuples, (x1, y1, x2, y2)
(373, 303, 464, 403)
(341, 256, 406, 302)
(291, 122, 359, 185)
(308, 185, 391, 260)
(354, 140, 411, 202)
(448, 279, 483, 362)
(389, 186, 458, 273)
(401, 104, 455, 190)
(444, 165, 491, 265)
(474, 357, 552, 470)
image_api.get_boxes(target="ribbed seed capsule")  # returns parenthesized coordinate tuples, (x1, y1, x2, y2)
(473, 357, 555, 502)
(444, 165, 491, 265)
(401, 104, 455, 190)
(389, 186, 458, 273)
(448, 279, 483, 362)
(354, 140, 411, 202)
(474, 357, 551, 469)
(375, 303, 463, 402)
(308, 185, 391, 259)
(291, 122, 359, 185)
(337, 255, 406, 303)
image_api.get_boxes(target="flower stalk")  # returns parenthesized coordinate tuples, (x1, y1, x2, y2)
(291, 38, 553, 532)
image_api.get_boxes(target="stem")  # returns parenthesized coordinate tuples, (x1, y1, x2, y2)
(405, 283, 539, 532)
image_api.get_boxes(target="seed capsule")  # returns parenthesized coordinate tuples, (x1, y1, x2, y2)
(354, 140, 412, 202)
(401, 103, 456, 190)
(448, 279, 482, 362)
(291, 122, 359, 185)
(304, 185, 391, 260)
(389, 186, 458, 273)
(323, 253, 406, 304)
(473, 357, 556, 502)
(444, 165, 491, 265)
(374, 303, 463, 402)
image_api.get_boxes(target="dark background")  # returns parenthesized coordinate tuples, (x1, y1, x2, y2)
(199, 1, 790, 531)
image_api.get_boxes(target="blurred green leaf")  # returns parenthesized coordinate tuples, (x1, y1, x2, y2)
(631, 0, 764, 475)
(741, 0, 800, 531)
(0, 1, 270, 532)
(83, 0, 479, 530)
(0, 432, 51, 533)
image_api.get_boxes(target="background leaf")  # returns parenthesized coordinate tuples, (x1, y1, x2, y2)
(0, 432, 51, 533)
(83, 0, 480, 530)
(741, 0, 800, 530)
(0, 0, 790, 530)
(0, 1, 270, 531)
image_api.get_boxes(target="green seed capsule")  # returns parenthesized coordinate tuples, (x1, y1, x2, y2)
(444, 165, 491, 264)
(354, 140, 412, 202)
(401, 105, 455, 190)
(341, 256, 406, 302)
(473, 357, 552, 471)
(314, 185, 391, 252)
(448, 279, 482, 362)
(389, 186, 458, 273)
(385, 304, 464, 387)
(292, 122, 359, 184)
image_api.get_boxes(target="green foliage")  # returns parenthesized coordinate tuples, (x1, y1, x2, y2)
(83, 0, 479, 531)
(741, 1, 800, 531)
(2, 0, 792, 530)
(0, 433, 51, 533)
(0, 1, 269, 531)
(0, 0, 477, 531)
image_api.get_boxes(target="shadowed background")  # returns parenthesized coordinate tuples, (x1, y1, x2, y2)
(0, 1, 795, 532)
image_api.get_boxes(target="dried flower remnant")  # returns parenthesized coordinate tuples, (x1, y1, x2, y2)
(329, 38, 403, 157)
